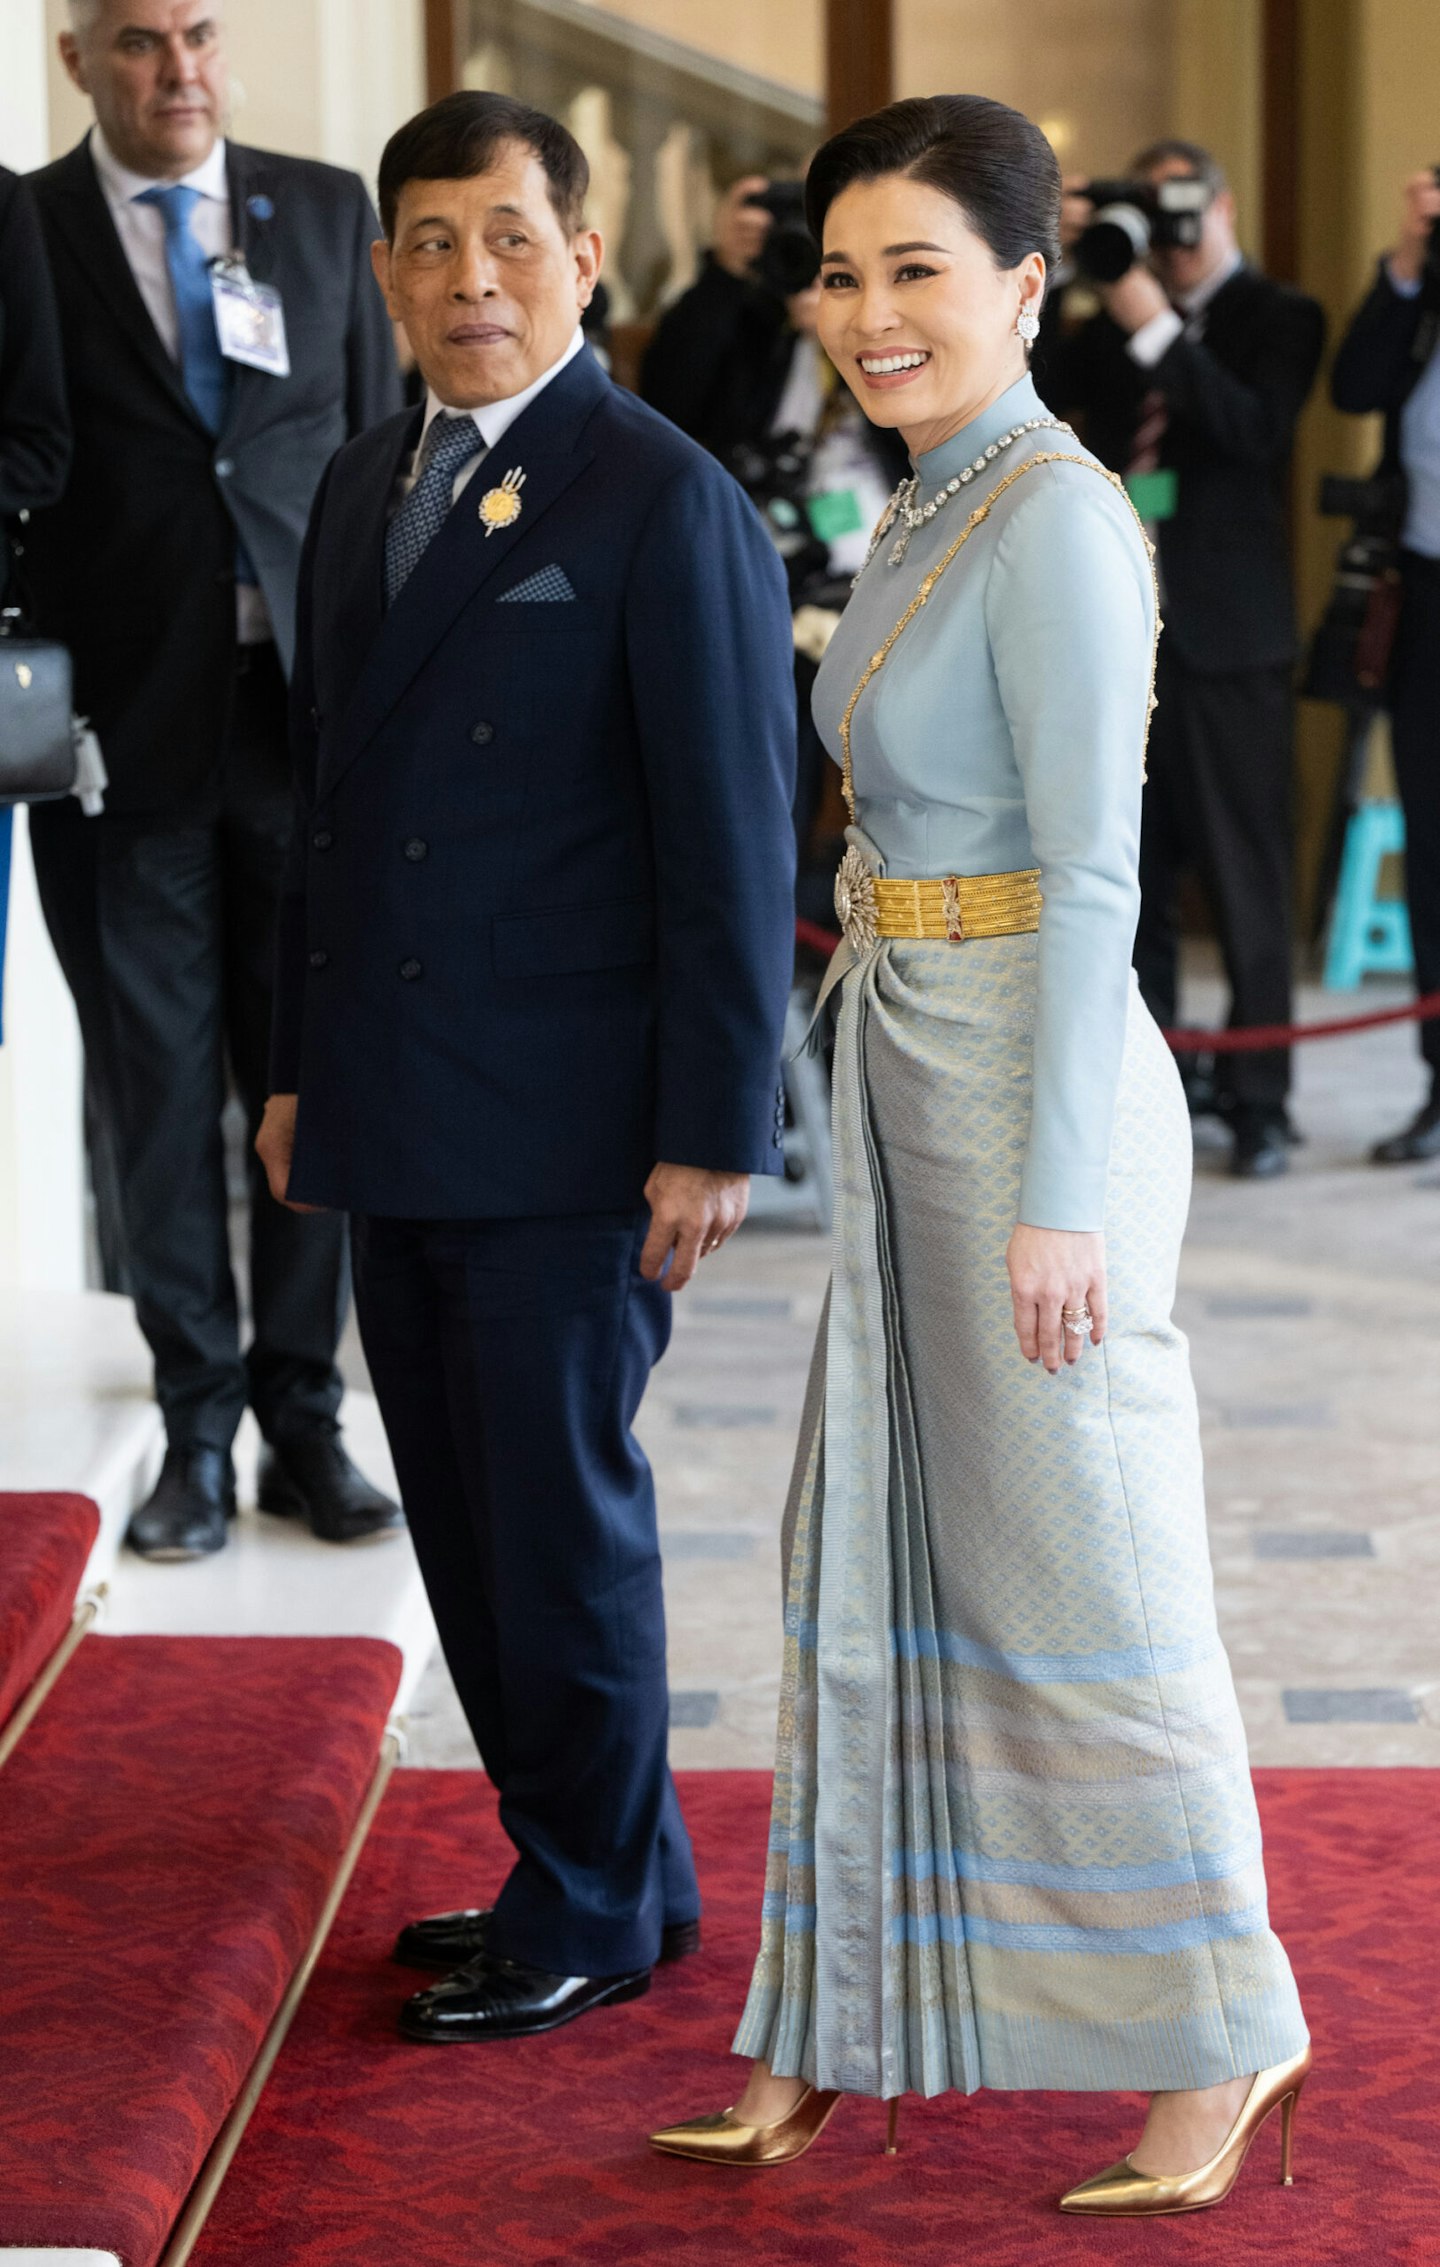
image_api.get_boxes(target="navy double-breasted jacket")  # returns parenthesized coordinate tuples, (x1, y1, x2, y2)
(271, 346, 798, 1218)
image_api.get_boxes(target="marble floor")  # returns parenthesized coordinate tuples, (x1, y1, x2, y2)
(404, 961, 1440, 1774)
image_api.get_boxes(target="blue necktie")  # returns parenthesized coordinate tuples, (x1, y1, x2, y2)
(385, 414, 484, 606)
(135, 183, 230, 432)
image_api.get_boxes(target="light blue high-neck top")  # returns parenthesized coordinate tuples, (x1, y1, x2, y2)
(812, 372, 1158, 1231)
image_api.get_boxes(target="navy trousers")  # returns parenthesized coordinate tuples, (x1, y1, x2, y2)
(351, 1207, 699, 1977)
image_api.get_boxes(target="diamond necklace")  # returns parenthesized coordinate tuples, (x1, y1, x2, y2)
(859, 415, 1075, 575)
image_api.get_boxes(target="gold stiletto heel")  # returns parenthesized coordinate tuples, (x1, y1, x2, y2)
(649, 2086, 843, 2167)
(1058, 2045, 1312, 2218)
(885, 2098, 902, 2155)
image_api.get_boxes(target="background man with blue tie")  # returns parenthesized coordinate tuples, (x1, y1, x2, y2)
(256, 92, 797, 2042)
(25, 0, 404, 1559)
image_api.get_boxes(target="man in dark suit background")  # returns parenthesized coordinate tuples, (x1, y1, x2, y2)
(1332, 168, 1440, 1165)
(1047, 140, 1325, 1178)
(256, 92, 796, 2042)
(0, 165, 70, 594)
(25, 0, 404, 1559)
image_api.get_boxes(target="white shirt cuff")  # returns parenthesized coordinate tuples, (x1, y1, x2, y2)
(1126, 307, 1185, 368)
(1385, 259, 1423, 300)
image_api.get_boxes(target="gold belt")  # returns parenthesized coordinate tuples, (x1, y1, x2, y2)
(834, 844, 1041, 954)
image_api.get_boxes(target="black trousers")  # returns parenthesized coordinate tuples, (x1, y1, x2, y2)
(1391, 553, 1440, 1087)
(29, 644, 347, 1451)
(1134, 644, 1294, 1115)
(351, 1207, 700, 1978)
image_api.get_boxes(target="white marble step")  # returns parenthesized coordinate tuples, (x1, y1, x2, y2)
(0, 1288, 436, 1715)
(0, 1287, 163, 1573)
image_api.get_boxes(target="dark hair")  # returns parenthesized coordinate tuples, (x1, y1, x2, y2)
(1129, 136, 1227, 195)
(378, 91, 589, 241)
(804, 95, 1061, 273)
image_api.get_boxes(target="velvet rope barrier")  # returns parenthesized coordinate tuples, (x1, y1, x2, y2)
(793, 920, 1440, 1054)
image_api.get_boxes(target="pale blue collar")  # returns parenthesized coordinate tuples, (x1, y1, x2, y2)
(912, 372, 1046, 487)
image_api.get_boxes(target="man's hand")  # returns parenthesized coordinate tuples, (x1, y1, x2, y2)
(711, 177, 772, 280)
(639, 1164, 749, 1291)
(1390, 169, 1440, 287)
(1100, 263, 1173, 336)
(255, 1094, 325, 1214)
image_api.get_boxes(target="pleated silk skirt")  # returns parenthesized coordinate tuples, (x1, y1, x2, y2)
(734, 932, 1308, 2098)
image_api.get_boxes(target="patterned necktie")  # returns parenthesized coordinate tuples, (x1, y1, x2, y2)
(134, 183, 229, 432)
(385, 414, 485, 606)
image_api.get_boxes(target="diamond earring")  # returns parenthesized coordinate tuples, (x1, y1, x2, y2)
(1016, 307, 1041, 342)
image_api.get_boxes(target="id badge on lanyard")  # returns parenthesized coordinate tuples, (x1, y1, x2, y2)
(209, 253, 290, 377)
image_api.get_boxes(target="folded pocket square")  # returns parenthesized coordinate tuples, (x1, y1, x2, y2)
(498, 566, 577, 604)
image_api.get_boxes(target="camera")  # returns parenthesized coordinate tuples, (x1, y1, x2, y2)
(743, 181, 821, 298)
(1073, 175, 1214, 283)
(1302, 472, 1407, 705)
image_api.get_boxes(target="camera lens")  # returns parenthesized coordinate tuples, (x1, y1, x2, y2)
(1077, 201, 1153, 283)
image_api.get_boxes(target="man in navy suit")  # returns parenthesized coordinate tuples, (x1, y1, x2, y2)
(257, 92, 796, 2041)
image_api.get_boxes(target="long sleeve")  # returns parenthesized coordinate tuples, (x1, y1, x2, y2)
(1331, 263, 1429, 415)
(0, 169, 71, 525)
(985, 465, 1153, 1230)
(268, 459, 331, 1095)
(1150, 292, 1325, 469)
(624, 455, 797, 1171)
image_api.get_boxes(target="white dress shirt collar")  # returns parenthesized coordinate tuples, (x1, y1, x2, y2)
(419, 327, 587, 461)
(1174, 246, 1244, 320)
(90, 123, 230, 213)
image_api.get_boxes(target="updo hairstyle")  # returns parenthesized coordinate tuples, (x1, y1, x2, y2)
(804, 94, 1061, 279)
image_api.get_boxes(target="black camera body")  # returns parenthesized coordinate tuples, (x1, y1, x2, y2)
(1074, 175, 1214, 283)
(743, 180, 821, 298)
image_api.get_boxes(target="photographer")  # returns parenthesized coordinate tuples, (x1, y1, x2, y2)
(1331, 171, 1440, 1163)
(642, 180, 907, 918)
(1049, 141, 1325, 1177)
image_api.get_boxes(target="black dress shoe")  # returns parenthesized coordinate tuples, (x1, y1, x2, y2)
(399, 1953, 651, 2042)
(257, 1428, 404, 1543)
(1371, 1097, 1440, 1164)
(125, 1445, 235, 1561)
(1230, 1118, 1290, 1179)
(393, 1905, 701, 1972)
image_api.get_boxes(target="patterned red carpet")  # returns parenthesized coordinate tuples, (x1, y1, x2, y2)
(194, 1769, 1439, 2267)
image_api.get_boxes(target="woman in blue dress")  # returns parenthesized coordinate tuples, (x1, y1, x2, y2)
(650, 96, 1310, 2218)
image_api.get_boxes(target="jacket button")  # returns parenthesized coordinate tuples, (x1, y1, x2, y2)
(403, 838, 428, 861)
(215, 456, 235, 478)
(310, 706, 322, 730)
(308, 948, 329, 970)
(399, 957, 422, 980)
(470, 721, 494, 745)
(312, 830, 333, 851)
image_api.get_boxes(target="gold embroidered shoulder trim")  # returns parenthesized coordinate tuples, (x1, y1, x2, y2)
(837, 451, 1162, 820)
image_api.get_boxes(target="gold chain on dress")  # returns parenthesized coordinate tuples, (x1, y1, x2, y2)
(837, 452, 1163, 822)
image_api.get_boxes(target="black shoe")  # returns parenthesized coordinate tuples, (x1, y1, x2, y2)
(257, 1428, 404, 1544)
(393, 1905, 701, 1973)
(1371, 1097, 1440, 1164)
(125, 1445, 235, 1561)
(398, 1953, 651, 2042)
(1230, 1118, 1290, 1179)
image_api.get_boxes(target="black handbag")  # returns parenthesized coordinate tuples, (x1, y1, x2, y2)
(0, 522, 78, 806)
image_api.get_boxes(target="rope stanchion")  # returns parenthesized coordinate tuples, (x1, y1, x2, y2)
(792, 920, 1440, 1052)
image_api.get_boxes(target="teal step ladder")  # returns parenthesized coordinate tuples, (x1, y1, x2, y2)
(1323, 800, 1414, 989)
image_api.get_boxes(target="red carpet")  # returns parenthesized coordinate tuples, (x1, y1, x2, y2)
(0, 1490, 97, 1725)
(192, 1768, 1439, 2267)
(0, 1635, 400, 2267)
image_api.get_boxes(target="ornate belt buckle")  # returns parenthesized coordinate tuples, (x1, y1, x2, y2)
(941, 876, 966, 941)
(834, 844, 879, 956)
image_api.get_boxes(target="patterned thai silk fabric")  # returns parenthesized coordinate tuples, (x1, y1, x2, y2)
(734, 934, 1309, 2095)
